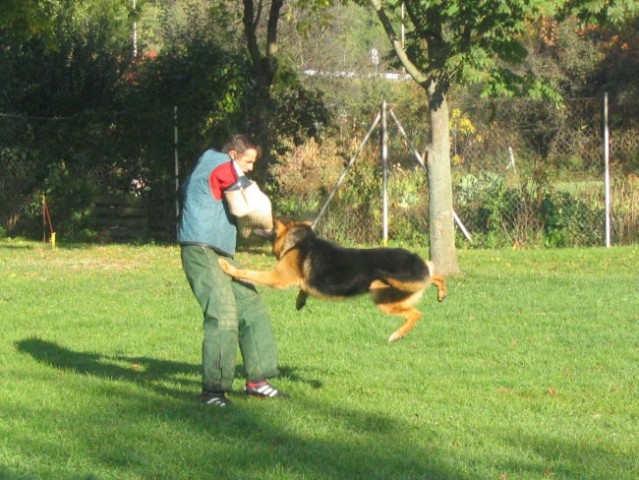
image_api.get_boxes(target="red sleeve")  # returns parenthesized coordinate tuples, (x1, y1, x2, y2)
(209, 162, 238, 200)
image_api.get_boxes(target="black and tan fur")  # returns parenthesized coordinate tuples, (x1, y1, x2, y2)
(218, 219, 447, 342)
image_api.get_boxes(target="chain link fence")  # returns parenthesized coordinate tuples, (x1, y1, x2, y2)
(1, 95, 638, 246)
(303, 95, 638, 247)
(450, 96, 638, 247)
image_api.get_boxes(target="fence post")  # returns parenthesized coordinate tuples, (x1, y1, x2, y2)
(174, 105, 179, 240)
(603, 93, 611, 248)
(381, 100, 389, 244)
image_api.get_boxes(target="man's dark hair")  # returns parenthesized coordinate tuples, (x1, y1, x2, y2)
(221, 134, 260, 157)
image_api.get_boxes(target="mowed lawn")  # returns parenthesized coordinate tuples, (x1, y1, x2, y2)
(1, 239, 637, 480)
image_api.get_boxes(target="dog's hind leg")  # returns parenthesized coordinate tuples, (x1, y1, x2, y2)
(385, 308, 422, 343)
(431, 275, 447, 302)
(373, 289, 424, 342)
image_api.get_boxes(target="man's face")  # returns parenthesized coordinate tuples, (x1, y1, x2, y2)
(231, 148, 258, 174)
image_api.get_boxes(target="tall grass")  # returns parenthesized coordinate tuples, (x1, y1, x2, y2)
(1, 239, 638, 479)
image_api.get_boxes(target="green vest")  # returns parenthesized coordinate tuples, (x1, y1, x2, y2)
(178, 149, 237, 256)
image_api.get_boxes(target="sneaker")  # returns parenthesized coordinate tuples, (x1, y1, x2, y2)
(200, 392, 231, 407)
(244, 380, 287, 399)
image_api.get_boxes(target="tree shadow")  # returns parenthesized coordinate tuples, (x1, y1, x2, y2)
(0, 244, 35, 250)
(500, 431, 635, 479)
(0, 465, 34, 480)
(13, 338, 471, 479)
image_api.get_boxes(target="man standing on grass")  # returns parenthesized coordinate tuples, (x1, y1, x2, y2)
(178, 133, 285, 407)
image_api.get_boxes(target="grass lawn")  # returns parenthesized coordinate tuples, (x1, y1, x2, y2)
(1, 239, 638, 480)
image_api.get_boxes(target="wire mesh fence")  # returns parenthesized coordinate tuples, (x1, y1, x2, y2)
(290, 95, 638, 248)
(1, 94, 638, 246)
(449, 96, 638, 247)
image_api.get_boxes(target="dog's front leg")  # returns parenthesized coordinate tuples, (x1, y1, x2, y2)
(218, 258, 300, 289)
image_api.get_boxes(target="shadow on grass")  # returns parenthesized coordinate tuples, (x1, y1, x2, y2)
(501, 432, 636, 479)
(0, 244, 35, 250)
(14, 337, 465, 479)
(16, 337, 200, 401)
(16, 337, 323, 399)
(0, 465, 33, 480)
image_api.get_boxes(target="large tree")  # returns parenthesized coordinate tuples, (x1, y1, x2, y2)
(363, 0, 637, 274)
(235, 0, 337, 178)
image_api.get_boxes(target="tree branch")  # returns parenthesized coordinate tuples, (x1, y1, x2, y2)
(242, 0, 261, 67)
(403, 2, 442, 51)
(368, 0, 428, 86)
(266, 0, 283, 57)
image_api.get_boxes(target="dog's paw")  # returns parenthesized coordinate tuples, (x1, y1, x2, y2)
(295, 290, 309, 310)
(218, 258, 235, 275)
(387, 331, 404, 343)
(437, 287, 447, 302)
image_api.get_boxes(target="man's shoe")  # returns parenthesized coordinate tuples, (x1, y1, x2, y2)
(244, 381, 287, 398)
(200, 392, 231, 407)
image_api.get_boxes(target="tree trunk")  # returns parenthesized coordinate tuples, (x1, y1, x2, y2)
(241, 0, 283, 182)
(427, 92, 459, 275)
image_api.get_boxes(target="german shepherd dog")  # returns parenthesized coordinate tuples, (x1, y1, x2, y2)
(218, 219, 447, 342)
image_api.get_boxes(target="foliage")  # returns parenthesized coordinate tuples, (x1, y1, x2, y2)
(0, 2, 130, 116)
(454, 171, 614, 248)
(364, 0, 567, 102)
(0, 0, 69, 41)
(125, 41, 250, 157)
(0, 0, 132, 235)
(0, 0, 638, 247)
(562, 0, 639, 26)
(318, 147, 382, 243)
(541, 190, 603, 247)
(269, 137, 343, 218)
(268, 62, 331, 155)
(449, 108, 483, 166)
(0, 0, 255, 239)
(455, 172, 512, 248)
(612, 174, 639, 244)
(270, 134, 431, 245)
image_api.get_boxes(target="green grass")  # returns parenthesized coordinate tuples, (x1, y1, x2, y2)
(1, 239, 638, 480)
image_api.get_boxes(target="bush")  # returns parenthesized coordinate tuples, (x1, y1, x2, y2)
(269, 137, 345, 221)
(454, 170, 609, 248)
(541, 190, 603, 247)
(271, 137, 432, 245)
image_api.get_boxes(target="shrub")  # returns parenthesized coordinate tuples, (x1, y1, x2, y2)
(613, 175, 639, 244)
(269, 137, 345, 221)
(270, 138, 432, 245)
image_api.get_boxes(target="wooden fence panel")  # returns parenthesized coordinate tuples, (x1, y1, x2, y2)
(93, 196, 173, 242)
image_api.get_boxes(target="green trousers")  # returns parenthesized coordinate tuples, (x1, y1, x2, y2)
(180, 245, 279, 393)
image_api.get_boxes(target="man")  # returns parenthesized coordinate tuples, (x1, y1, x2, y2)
(178, 133, 284, 407)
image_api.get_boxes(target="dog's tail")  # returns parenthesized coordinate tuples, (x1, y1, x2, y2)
(425, 260, 436, 277)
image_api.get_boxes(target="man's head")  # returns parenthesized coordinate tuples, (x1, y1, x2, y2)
(222, 134, 260, 174)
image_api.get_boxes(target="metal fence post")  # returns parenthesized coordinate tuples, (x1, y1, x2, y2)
(174, 105, 179, 240)
(603, 93, 611, 247)
(381, 100, 389, 244)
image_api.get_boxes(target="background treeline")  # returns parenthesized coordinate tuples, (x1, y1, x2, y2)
(1, 1, 637, 246)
